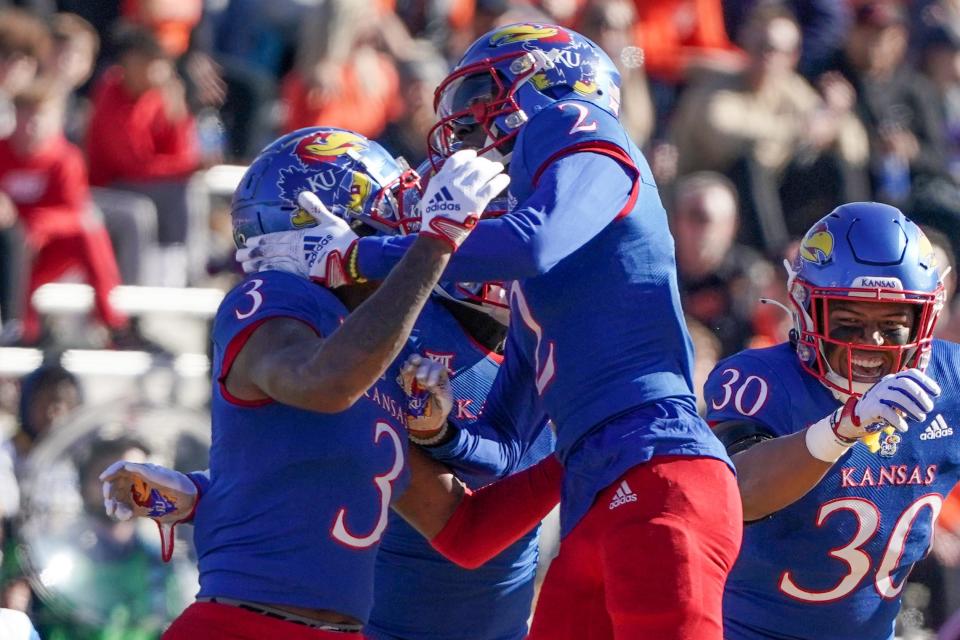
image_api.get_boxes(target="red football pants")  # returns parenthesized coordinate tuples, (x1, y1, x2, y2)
(163, 601, 366, 640)
(528, 456, 743, 640)
(22, 227, 126, 341)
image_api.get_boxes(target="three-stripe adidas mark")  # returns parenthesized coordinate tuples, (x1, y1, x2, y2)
(426, 187, 460, 213)
(608, 480, 638, 510)
(920, 414, 953, 441)
(303, 233, 331, 267)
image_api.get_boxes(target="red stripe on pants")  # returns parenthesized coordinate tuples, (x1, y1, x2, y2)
(529, 456, 743, 640)
(163, 601, 366, 640)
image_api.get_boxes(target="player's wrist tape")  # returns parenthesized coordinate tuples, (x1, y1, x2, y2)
(409, 422, 449, 446)
(346, 242, 367, 284)
(805, 412, 856, 462)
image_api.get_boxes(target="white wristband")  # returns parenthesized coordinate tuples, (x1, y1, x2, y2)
(805, 414, 855, 463)
(408, 422, 450, 447)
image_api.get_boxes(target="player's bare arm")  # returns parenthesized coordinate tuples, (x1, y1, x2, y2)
(226, 151, 509, 413)
(717, 424, 834, 521)
(228, 236, 456, 413)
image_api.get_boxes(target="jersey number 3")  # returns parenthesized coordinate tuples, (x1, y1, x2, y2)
(331, 421, 405, 548)
(779, 495, 943, 602)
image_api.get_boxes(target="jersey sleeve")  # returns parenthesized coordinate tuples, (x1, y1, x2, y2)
(212, 271, 343, 400)
(430, 454, 562, 569)
(427, 332, 548, 478)
(703, 352, 795, 437)
(357, 151, 635, 281)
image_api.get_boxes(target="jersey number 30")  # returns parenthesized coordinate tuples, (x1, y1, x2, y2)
(779, 495, 943, 602)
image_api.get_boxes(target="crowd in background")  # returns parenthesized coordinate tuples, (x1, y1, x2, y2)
(1, 0, 960, 637)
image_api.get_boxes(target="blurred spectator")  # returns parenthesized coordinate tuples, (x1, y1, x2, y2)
(0, 362, 81, 529)
(835, 1, 960, 272)
(376, 43, 448, 167)
(723, 0, 852, 80)
(45, 13, 159, 288)
(281, 0, 401, 139)
(0, 79, 132, 346)
(392, 0, 475, 58)
(924, 225, 960, 342)
(685, 315, 722, 414)
(11, 363, 81, 475)
(833, 2, 949, 197)
(672, 3, 869, 256)
(30, 436, 179, 639)
(0, 9, 51, 139)
(919, 23, 960, 184)
(579, 0, 655, 147)
(0, 9, 50, 335)
(48, 12, 99, 143)
(120, 0, 203, 59)
(628, 0, 742, 136)
(670, 171, 773, 357)
(86, 24, 206, 287)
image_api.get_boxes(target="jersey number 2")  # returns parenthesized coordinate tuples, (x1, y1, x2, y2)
(331, 421, 405, 548)
(779, 494, 943, 602)
(559, 103, 597, 134)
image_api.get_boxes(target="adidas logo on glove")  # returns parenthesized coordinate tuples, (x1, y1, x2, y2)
(426, 187, 461, 213)
(609, 480, 638, 510)
(920, 415, 954, 441)
(303, 234, 334, 268)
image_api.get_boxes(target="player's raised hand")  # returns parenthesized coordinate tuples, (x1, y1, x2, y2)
(806, 368, 941, 462)
(235, 191, 359, 287)
(100, 460, 198, 562)
(419, 149, 510, 250)
(400, 354, 453, 444)
(843, 368, 941, 437)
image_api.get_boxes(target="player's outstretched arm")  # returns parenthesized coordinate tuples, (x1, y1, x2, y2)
(392, 447, 562, 569)
(721, 368, 940, 521)
(355, 152, 636, 282)
(229, 153, 509, 413)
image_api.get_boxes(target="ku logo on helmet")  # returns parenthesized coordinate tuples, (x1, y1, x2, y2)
(917, 228, 938, 269)
(800, 222, 835, 265)
(295, 130, 368, 164)
(488, 23, 572, 47)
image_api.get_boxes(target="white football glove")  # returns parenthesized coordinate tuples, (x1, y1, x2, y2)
(100, 460, 199, 562)
(399, 354, 453, 444)
(235, 191, 358, 287)
(420, 149, 510, 249)
(806, 368, 941, 462)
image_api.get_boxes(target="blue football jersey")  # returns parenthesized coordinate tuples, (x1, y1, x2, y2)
(501, 100, 730, 534)
(368, 299, 554, 640)
(196, 270, 411, 623)
(355, 99, 730, 536)
(705, 341, 960, 640)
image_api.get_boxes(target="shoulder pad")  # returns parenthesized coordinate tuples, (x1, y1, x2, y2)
(518, 100, 633, 183)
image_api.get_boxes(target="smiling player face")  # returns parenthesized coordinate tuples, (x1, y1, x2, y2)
(824, 300, 917, 382)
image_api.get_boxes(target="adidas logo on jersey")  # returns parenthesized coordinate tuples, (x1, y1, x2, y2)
(920, 415, 954, 441)
(426, 187, 460, 214)
(608, 480, 638, 510)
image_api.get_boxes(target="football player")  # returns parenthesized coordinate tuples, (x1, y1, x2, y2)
(705, 202, 958, 640)
(102, 128, 560, 640)
(243, 23, 741, 640)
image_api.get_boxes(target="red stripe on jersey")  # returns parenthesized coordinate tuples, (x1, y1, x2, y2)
(531, 140, 640, 221)
(218, 316, 320, 407)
